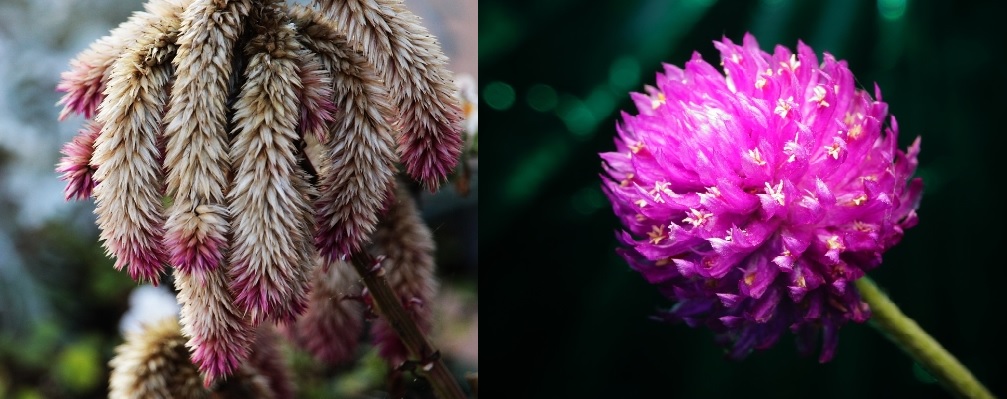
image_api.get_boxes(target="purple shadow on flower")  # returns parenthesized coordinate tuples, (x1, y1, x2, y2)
(600, 33, 922, 362)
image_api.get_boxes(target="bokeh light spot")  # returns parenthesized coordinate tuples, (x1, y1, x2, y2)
(585, 85, 616, 121)
(556, 94, 596, 137)
(484, 81, 516, 110)
(878, 0, 906, 20)
(527, 84, 559, 112)
(609, 56, 640, 91)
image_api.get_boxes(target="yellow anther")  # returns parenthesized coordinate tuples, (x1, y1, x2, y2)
(774, 97, 794, 118)
(810, 85, 829, 107)
(826, 235, 844, 251)
(764, 181, 785, 205)
(747, 148, 767, 166)
(847, 124, 863, 140)
(630, 141, 645, 154)
(682, 208, 713, 228)
(619, 173, 634, 187)
(825, 141, 842, 159)
(647, 225, 666, 244)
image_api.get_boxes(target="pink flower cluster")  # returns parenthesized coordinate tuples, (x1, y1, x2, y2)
(601, 34, 922, 361)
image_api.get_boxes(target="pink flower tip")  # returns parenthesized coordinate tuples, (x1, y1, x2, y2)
(399, 121, 464, 191)
(165, 227, 225, 276)
(56, 121, 101, 201)
(55, 62, 104, 121)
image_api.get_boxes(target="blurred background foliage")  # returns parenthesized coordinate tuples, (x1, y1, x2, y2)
(0, 0, 476, 398)
(482, 0, 1006, 398)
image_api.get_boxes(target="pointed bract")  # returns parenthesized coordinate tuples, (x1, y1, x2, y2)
(56, 3, 162, 121)
(108, 317, 209, 399)
(291, 8, 398, 261)
(56, 120, 101, 201)
(317, 0, 464, 190)
(294, 49, 336, 142)
(90, 4, 182, 284)
(227, 0, 315, 324)
(163, 0, 252, 276)
(174, 268, 255, 387)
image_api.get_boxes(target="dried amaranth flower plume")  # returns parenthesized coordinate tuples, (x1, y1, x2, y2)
(108, 317, 290, 399)
(55, 0, 463, 384)
(369, 180, 439, 366)
(601, 33, 922, 361)
(287, 257, 365, 365)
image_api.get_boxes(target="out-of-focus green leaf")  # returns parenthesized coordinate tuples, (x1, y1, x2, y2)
(54, 337, 102, 393)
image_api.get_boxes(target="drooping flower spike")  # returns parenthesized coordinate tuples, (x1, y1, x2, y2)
(369, 179, 438, 366)
(288, 257, 365, 365)
(316, 0, 465, 192)
(290, 6, 400, 263)
(55, 0, 464, 384)
(108, 317, 291, 399)
(90, 0, 183, 285)
(601, 33, 922, 362)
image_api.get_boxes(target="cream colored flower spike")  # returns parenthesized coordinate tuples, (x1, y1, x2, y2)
(291, 7, 399, 262)
(174, 267, 255, 386)
(108, 317, 209, 399)
(163, 0, 252, 276)
(227, 0, 316, 325)
(294, 49, 336, 143)
(91, 1, 184, 285)
(56, 0, 468, 387)
(317, 0, 464, 191)
(56, 0, 175, 121)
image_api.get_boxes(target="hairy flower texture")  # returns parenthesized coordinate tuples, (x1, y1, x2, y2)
(109, 316, 290, 398)
(56, 0, 463, 384)
(601, 34, 923, 362)
(162, 0, 252, 276)
(316, 0, 464, 190)
(109, 317, 209, 399)
(227, 0, 315, 325)
(291, 7, 398, 261)
(369, 181, 437, 365)
(91, 3, 183, 285)
(290, 257, 364, 365)
(56, 120, 101, 200)
(174, 268, 255, 386)
(295, 50, 336, 142)
(55, 2, 171, 121)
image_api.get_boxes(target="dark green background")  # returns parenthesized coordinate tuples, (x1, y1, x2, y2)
(481, 0, 1006, 397)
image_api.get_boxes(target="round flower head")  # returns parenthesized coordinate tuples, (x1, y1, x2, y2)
(600, 33, 922, 362)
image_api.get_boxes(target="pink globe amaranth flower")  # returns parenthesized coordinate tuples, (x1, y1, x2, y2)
(600, 33, 923, 362)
